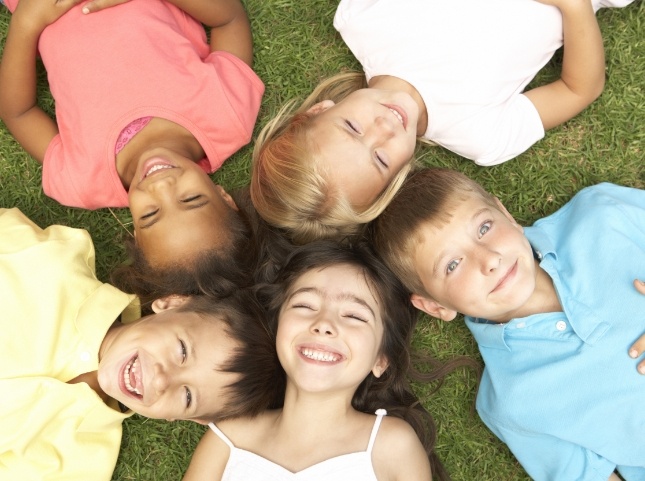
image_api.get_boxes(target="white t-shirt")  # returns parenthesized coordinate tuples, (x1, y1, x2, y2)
(334, 0, 628, 165)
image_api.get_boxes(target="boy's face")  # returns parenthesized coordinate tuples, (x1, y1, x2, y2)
(128, 151, 237, 268)
(411, 194, 537, 323)
(97, 303, 239, 422)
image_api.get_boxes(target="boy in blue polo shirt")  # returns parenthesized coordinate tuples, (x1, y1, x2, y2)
(371, 168, 645, 481)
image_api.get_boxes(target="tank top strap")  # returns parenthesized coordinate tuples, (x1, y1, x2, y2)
(208, 422, 235, 449)
(366, 409, 387, 454)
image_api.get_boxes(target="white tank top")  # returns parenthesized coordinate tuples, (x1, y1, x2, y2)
(208, 409, 387, 480)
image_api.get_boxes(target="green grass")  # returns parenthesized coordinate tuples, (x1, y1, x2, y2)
(0, 1, 643, 480)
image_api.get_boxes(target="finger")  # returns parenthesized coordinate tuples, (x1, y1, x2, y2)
(82, 0, 130, 14)
(629, 333, 645, 360)
(634, 279, 645, 296)
(638, 359, 645, 375)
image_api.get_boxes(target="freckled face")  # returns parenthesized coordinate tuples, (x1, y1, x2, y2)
(97, 310, 240, 422)
(414, 196, 537, 322)
(276, 264, 388, 395)
(307, 88, 419, 210)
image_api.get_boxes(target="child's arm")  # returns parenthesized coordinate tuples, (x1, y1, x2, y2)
(170, 0, 254, 66)
(0, 0, 79, 163)
(373, 418, 432, 481)
(82, 0, 253, 66)
(182, 427, 230, 481)
(523, 0, 605, 130)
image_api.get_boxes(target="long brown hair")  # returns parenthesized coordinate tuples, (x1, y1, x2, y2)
(255, 241, 476, 481)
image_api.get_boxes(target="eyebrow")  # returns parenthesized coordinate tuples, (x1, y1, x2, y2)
(140, 199, 210, 230)
(430, 206, 493, 276)
(288, 286, 377, 318)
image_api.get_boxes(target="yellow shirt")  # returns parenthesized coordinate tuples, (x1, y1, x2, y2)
(0, 208, 137, 481)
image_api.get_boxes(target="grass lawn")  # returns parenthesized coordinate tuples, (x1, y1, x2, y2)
(0, 1, 643, 480)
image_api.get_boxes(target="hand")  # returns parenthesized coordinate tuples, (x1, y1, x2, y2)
(81, 0, 131, 14)
(13, 0, 85, 32)
(628, 279, 645, 374)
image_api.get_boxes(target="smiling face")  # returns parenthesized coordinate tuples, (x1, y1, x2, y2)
(128, 148, 237, 268)
(97, 305, 240, 422)
(412, 194, 538, 323)
(276, 263, 388, 396)
(306, 88, 419, 210)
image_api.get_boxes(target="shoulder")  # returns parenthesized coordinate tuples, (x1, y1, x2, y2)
(372, 416, 432, 481)
(536, 183, 644, 232)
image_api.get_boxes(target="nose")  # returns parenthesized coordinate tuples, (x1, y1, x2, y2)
(478, 247, 501, 275)
(152, 363, 173, 394)
(367, 115, 395, 142)
(310, 313, 337, 337)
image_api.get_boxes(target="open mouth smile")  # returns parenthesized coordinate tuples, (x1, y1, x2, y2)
(121, 355, 143, 399)
(298, 346, 344, 363)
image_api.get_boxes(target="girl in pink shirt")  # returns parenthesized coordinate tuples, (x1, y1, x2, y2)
(0, 0, 264, 303)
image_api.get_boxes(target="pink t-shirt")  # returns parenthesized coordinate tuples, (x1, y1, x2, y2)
(5, 0, 264, 209)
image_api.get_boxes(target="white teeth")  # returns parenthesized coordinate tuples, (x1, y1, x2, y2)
(145, 164, 173, 177)
(301, 348, 339, 362)
(389, 108, 404, 125)
(124, 357, 142, 396)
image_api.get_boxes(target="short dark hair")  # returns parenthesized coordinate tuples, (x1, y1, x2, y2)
(371, 167, 496, 296)
(178, 292, 282, 422)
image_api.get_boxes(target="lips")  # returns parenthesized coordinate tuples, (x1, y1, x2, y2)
(384, 104, 408, 130)
(297, 344, 345, 364)
(140, 157, 176, 181)
(120, 354, 143, 399)
(492, 261, 518, 293)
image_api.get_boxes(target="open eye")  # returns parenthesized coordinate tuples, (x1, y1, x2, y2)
(446, 259, 460, 274)
(180, 340, 187, 363)
(185, 387, 192, 409)
(478, 221, 492, 238)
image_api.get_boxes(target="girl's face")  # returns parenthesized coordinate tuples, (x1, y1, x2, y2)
(276, 263, 389, 395)
(306, 88, 419, 210)
(128, 148, 237, 268)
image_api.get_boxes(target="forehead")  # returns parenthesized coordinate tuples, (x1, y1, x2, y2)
(414, 194, 496, 245)
(289, 264, 378, 301)
(138, 213, 229, 267)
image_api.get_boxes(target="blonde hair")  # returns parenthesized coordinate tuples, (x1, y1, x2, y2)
(251, 72, 415, 245)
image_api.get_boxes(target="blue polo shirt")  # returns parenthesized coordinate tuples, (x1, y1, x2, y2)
(466, 183, 645, 481)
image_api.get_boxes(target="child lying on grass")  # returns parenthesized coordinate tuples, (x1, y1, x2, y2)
(371, 168, 645, 481)
(0, 208, 277, 481)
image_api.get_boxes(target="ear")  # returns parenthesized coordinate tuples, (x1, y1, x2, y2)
(215, 185, 238, 211)
(493, 197, 523, 233)
(151, 295, 191, 313)
(305, 99, 335, 116)
(371, 354, 389, 378)
(410, 293, 457, 321)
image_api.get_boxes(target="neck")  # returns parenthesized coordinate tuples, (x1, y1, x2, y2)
(368, 74, 428, 135)
(277, 382, 357, 433)
(115, 118, 204, 189)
